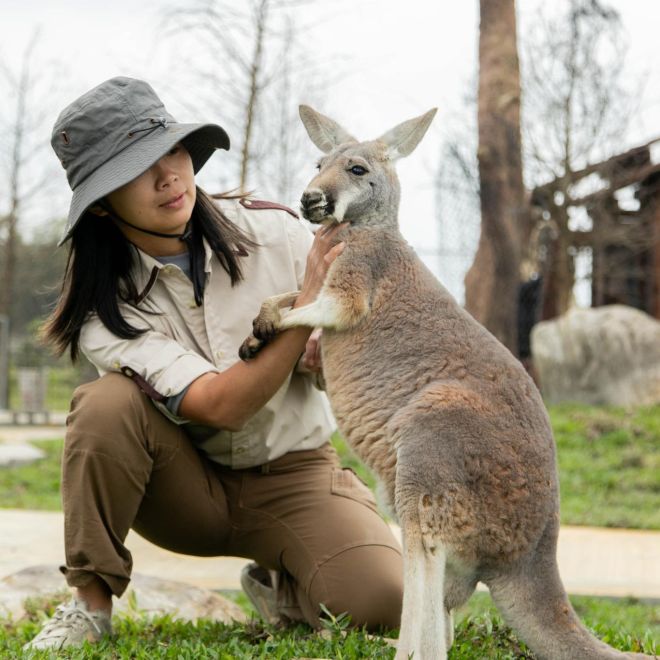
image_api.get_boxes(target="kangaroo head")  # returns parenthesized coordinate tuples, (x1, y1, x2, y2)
(299, 105, 437, 229)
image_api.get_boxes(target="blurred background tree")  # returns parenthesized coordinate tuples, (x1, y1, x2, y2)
(0, 0, 656, 411)
(436, 0, 641, 355)
(163, 0, 333, 205)
(0, 30, 61, 330)
(522, 0, 636, 319)
(463, 0, 527, 354)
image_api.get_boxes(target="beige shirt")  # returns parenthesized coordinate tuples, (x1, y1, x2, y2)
(79, 198, 335, 468)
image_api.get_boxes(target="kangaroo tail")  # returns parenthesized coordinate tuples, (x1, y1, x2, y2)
(485, 519, 650, 660)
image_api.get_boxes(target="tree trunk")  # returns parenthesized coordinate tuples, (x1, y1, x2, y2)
(1, 98, 24, 320)
(540, 202, 574, 319)
(464, 0, 527, 354)
(0, 212, 17, 319)
(1, 33, 33, 323)
(239, 0, 268, 192)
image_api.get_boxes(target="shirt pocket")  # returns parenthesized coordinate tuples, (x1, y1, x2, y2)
(330, 467, 379, 514)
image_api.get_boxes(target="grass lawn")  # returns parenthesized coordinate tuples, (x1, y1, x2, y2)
(0, 404, 658, 657)
(0, 404, 658, 522)
(334, 403, 660, 530)
(0, 438, 63, 510)
(1, 591, 656, 658)
(549, 404, 660, 529)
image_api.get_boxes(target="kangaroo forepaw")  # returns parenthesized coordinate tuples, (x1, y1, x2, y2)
(252, 316, 278, 342)
(238, 334, 265, 361)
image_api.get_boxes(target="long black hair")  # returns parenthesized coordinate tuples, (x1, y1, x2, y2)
(41, 187, 258, 361)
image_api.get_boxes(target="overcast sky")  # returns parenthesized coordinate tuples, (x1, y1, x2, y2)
(2, 0, 659, 301)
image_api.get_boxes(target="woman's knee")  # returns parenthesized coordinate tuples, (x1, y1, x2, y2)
(65, 373, 153, 452)
(310, 544, 403, 631)
(70, 372, 145, 415)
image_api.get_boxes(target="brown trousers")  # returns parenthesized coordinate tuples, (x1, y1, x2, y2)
(60, 373, 403, 630)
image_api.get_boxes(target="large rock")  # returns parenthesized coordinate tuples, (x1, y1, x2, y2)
(0, 565, 246, 623)
(0, 444, 45, 468)
(531, 304, 660, 406)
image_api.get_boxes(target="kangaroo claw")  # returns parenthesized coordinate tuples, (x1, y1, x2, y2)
(252, 317, 277, 341)
(238, 335, 264, 361)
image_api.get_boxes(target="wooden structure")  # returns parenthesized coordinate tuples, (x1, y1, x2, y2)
(530, 138, 660, 320)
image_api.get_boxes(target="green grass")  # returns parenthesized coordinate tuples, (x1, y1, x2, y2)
(0, 439, 62, 510)
(1, 417, 658, 657)
(1, 404, 659, 530)
(459, 592, 659, 656)
(1, 591, 656, 658)
(549, 404, 660, 529)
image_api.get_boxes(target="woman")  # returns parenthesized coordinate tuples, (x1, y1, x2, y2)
(25, 77, 402, 651)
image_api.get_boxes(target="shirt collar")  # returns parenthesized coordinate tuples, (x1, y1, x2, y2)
(127, 238, 214, 304)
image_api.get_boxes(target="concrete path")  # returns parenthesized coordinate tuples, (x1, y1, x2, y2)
(1, 508, 658, 598)
(0, 425, 658, 599)
(1, 509, 249, 591)
(0, 424, 66, 444)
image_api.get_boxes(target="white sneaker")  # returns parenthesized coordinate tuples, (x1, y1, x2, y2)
(23, 599, 112, 651)
(240, 562, 306, 625)
(240, 563, 281, 624)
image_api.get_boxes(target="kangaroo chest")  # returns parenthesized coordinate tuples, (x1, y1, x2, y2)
(319, 296, 424, 479)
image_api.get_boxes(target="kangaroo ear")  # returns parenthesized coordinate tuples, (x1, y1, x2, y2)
(377, 108, 437, 160)
(299, 105, 357, 153)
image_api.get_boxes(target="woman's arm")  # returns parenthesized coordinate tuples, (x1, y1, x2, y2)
(179, 326, 314, 430)
(179, 222, 345, 431)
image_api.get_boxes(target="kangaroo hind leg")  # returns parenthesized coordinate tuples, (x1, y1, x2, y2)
(486, 516, 632, 660)
(395, 515, 448, 660)
(391, 404, 480, 660)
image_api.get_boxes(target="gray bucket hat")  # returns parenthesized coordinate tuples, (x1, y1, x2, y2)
(52, 76, 230, 245)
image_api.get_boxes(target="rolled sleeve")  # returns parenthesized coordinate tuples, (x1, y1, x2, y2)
(79, 313, 218, 406)
(118, 337, 216, 398)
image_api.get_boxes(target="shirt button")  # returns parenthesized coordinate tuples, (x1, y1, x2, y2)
(162, 265, 176, 274)
(113, 361, 120, 369)
(234, 446, 245, 454)
(189, 300, 197, 308)
(215, 350, 225, 359)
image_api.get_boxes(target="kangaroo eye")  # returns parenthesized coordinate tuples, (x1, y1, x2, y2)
(315, 163, 321, 171)
(350, 165, 367, 176)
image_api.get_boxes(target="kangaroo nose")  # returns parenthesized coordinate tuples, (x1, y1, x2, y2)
(301, 189, 324, 209)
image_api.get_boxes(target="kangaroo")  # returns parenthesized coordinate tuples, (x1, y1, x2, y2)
(238, 105, 651, 660)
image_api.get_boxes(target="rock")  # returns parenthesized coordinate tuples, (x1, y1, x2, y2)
(0, 565, 246, 623)
(531, 304, 660, 406)
(0, 444, 45, 468)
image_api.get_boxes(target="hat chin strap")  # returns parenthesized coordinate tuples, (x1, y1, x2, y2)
(113, 214, 192, 241)
(99, 199, 191, 241)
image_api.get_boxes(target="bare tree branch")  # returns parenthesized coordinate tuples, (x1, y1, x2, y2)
(161, 0, 337, 202)
(436, 0, 642, 322)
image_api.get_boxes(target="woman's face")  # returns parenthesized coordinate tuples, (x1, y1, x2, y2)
(106, 143, 196, 251)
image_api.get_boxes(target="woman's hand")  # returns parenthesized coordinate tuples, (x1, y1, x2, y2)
(295, 223, 346, 307)
(301, 328, 323, 373)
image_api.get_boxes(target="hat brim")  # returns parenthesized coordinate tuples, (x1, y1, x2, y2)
(58, 122, 229, 245)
